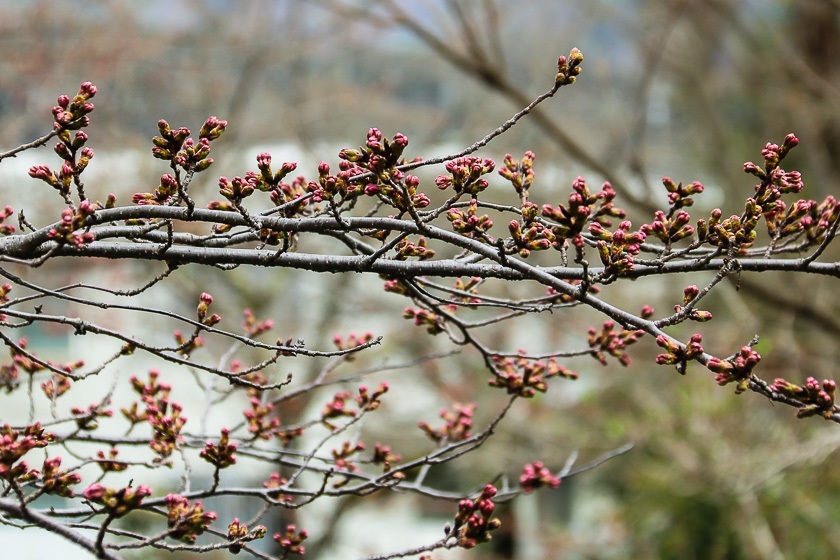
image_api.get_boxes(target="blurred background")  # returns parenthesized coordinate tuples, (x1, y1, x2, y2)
(1, 0, 839, 559)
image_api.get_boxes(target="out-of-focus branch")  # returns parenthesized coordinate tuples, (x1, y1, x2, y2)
(326, 0, 660, 215)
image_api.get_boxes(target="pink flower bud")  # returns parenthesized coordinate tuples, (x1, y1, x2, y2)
(83, 483, 107, 501)
(79, 82, 97, 98)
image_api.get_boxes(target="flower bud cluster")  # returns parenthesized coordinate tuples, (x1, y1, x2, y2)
(318, 384, 388, 432)
(508, 211, 555, 258)
(451, 484, 502, 549)
(0, 423, 53, 482)
(447, 198, 494, 239)
(133, 173, 180, 205)
(212, 153, 301, 232)
(766, 167, 804, 197)
(771, 377, 837, 419)
(173, 327, 205, 356)
(355, 382, 389, 411)
(209, 152, 303, 220)
(165, 493, 218, 543)
(70, 401, 114, 431)
(121, 370, 185, 462)
(802, 195, 840, 244)
(323, 129, 423, 210)
(364, 173, 429, 211)
(5, 339, 80, 387)
(196, 292, 221, 326)
(29, 125, 95, 198)
(28, 164, 66, 194)
(273, 524, 308, 556)
(52, 82, 97, 129)
(151, 116, 225, 173)
(737, 134, 807, 240)
(269, 174, 310, 216)
(763, 199, 813, 240)
(655, 333, 704, 371)
(272, 336, 303, 358)
(403, 307, 445, 335)
(332, 440, 366, 473)
(672, 285, 713, 322)
(95, 448, 128, 473)
(661, 177, 704, 210)
(371, 443, 402, 472)
(751, 133, 799, 175)
(498, 151, 536, 195)
(200, 428, 238, 469)
(0, 282, 12, 303)
(641, 210, 694, 246)
(418, 403, 475, 443)
(227, 518, 267, 554)
(321, 390, 357, 430)
(707, 346, 761, 394)
(244, 397, 280, 440)
(41, 373, 72, 400)
(40, 456, 82, 497)
(555, 48, 584, 86)
(0, 283, 9, 327)
(332, 331, 374, 361)
(435, 157, 496, 195)
(241, 308, 273, 337)
(383, 278, 408, 295)
(587, 320, 645, 366)
(256, 226, 287, 247)
(149, 121, 186, 160)
(307, 160, 364, 204)
(488, 353, 577, 398)
(448, 277, 483, 309)
(252, 226, 291, 253)
(48, 200, 96, 247)
(542, 177, 625, 248)
(394, 237, 435, 260)
(122, 369, 170, 424)
(340, 128, 410, 179)
(263, 473, 294, 502)
(255, 152, 299, 191)
(274, 425, 305, 446)
(147, 398, 186, 463)
(217, 174, 258, 204)
(519, 461, 561, 493)
(590, 220, 646, 275)
(82, 483, 152, 518)
(696, 207, 758, 250)
(34, 358, 81, 399)
(0, 206, 13, 235)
